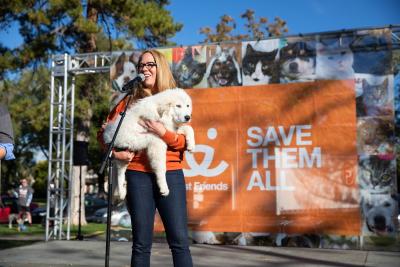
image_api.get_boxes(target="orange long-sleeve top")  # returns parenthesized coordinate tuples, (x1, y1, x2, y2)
(97, 96, 187, 172)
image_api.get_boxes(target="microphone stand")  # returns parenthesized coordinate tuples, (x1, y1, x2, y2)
(76, 164, 84, 240)
(99, 92, 133, 267)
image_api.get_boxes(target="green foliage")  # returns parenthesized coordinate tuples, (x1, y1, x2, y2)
(0, 0, 182, 78)
(0, 223, 45, 236)
(0, 222, 106, 237)
(200, 9, 289, 43)
(0, 66, 51, 187)
(32, 161, 48, 198)
(0, 0, 181, 194)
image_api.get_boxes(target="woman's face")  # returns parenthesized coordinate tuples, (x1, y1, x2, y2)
(138, 52, 157, 90)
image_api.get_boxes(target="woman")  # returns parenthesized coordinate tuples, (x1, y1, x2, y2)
(0, 104, 15, 161)
(98, 50, 193, 267)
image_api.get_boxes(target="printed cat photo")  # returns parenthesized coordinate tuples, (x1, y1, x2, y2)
(173, 46, 206, 89)
(242, 43, 279, 85)
(316, 39, 355, 80)
(357, 117, 395, 156)
(361, 77, 393, 117)
(358, 155, 395, 193)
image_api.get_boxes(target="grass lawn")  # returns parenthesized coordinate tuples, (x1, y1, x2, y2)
(0, 222, 106, 236)
(0, 223, 45, 236)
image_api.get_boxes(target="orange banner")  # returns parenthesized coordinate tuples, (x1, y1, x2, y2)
(176, 80, 361, 235)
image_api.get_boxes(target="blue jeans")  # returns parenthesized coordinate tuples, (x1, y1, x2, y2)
(126, 169, 193, 267)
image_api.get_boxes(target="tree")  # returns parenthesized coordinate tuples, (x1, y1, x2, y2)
(200, 9, 288, 43)
(0, 0, 182, 77)
(0, 0, 182, 225)
(0, 67, 51, 186)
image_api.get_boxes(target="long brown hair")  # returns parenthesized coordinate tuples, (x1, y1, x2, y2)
(126, 50, 176, 106)
(138, 49, 176, 93)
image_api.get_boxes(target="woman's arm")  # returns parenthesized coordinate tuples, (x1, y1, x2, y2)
(97, 97, 136, 160)
(141, 120, 186, 150)
(0, 144, 15, 160)
(0, 146, 5, 160)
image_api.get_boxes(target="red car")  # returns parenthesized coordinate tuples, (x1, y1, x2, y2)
(0, 195, 38, 223)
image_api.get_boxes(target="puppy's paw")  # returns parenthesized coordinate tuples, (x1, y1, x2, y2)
(159, 186, 170, 196)
(119, 182, 127, 200)
(177, 125, 196, 152)
(186, 141, 195, 152)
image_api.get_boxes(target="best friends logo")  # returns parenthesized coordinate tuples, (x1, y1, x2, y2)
(184, 128, 229, 177)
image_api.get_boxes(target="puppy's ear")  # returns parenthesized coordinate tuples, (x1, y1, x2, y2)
(157, 102, 173, 117)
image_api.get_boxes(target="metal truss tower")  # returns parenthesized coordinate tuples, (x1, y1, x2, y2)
(46, 52, 111, 241)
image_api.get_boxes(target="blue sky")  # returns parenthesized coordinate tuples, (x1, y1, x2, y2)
(0, 0, 399, 49)
(167, 0, 400, 46)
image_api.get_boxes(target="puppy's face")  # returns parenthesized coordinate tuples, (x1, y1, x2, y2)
(362, 193, 396, 235)
(169, 94, 193, 125)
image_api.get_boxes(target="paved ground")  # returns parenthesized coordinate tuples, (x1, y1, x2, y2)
(0, 239, 399, 267)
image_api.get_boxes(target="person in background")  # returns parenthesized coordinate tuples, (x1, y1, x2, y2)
(0, 103, 15, 209)
(17, 178, 34, 227)
(98, 50, 193, 267)
(0, 104, 15, 161)
(7, 189, 19, 229)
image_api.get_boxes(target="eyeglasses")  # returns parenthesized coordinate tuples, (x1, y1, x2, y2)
(138, 62, 157, 69)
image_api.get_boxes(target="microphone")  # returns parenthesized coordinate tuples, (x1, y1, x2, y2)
(120, 74, 145, 93)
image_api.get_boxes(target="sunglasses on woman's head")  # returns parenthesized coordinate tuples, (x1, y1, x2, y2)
(138, 62, 157, 69)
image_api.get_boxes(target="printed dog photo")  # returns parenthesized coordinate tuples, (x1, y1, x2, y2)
(172, 46, 207, 89)
(241, 40, 280, 85)
(109, 51, 141, 108)
(206, 44, 242, 88)
(320, 234, 359, 250)
(361, 191, 397, 236)
(277, 38, 316, 83)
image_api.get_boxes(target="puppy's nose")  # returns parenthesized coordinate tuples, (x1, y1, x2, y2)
(289, 62, 298, 72)
(184, 115, 191, 122)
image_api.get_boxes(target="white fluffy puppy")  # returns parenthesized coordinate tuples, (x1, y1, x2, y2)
(103, 88, 195, 199)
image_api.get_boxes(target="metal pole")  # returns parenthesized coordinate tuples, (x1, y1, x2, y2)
(77, 165, 83, 240)
(105, 158, 113, 267)
(0, 160, 2, 198)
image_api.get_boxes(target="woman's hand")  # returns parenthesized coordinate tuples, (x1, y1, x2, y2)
(0, 147, 6, 160)
(139, 120, 166, 137)
(113, 150, 135, 162)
